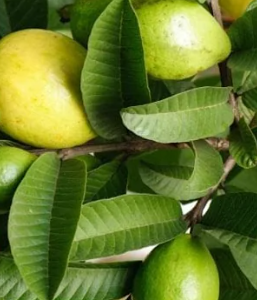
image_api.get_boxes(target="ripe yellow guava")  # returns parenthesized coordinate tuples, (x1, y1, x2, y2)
(70, 0, 231, 80)
(0, 147, 36, 214)
(219, 0, 252, 19)
(132, 234, 220, 300)
(0, 29, 96, 149)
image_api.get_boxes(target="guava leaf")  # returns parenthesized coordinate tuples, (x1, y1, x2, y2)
(237, 71, 257, 94)
(81, 0, 150, 140)
(139, 140, 223, 201)
(0, 0, 48, 37)
(211, 249, 257, 300)
(85, 159, 128, 203)
(229, 118, 257, 168)
(228, 7, 257, 71)
(201, 193, 257, 289)
(225, 165, 257, 194)
(121, 87, 233, 143)
(8, 154, 86, 300)
(0, 255, 140, 300)
(71, 194, 186, 261)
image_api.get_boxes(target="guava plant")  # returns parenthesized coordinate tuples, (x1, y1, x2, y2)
(1, 0, 257, 300)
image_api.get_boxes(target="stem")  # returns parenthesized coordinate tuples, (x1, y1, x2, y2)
(29, 137, 229, 160)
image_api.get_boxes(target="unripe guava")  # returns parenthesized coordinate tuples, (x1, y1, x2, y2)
(132, 234, 220, 300)
(0, 29, 96, 149)
(0, 147, 36, 214)
(70, 0, 231, 80)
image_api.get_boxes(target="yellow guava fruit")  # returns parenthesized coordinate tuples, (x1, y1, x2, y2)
(0, 29, 96, 149)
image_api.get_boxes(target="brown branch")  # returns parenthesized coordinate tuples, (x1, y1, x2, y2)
(184, 155, 236, 228)
(28, 137, 230, 160)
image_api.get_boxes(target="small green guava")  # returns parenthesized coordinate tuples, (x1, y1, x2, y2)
(132, 234, 220, 300)
(0, 147, 36, 214)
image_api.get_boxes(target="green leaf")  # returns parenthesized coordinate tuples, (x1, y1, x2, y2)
(201, 193, 257, 289)
(85, 159, 128, 203)
(0, 0, 48, 37)
(229, 118, 257, 168)
(237, 71, 257, 94)
(71, 194, 186, 260)
(121, 87, 233, 143)
(47, 0, 72, 32)
(8, 154, 86, 300)
(0, 255, 140, 300)
(211, 249, 257, 300)
(81, 0, 150, 140)
(76, 154, 101, 172)
(228, 7, 257, 71)
(242, 88, 257, 112)
(225, 165, 257, 193)
(139, 140, 223, 201)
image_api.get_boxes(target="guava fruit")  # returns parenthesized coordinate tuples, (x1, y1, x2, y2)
(0, 147, 36, 214)
(132, 234, 219, 300)
(70, 0, 231, 80)
(219, 0, 252, 19)
(0, 29, 96, 149)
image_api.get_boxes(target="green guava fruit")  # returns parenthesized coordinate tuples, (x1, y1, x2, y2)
(132, 234, 220, 300)
(0, 147, 36, 214)
(70, 0, 231, 80)
(0, 29, 96, 149)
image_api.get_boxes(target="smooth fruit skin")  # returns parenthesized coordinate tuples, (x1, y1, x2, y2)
(70, 0, 112, 48)
(136, 0, 231, 80)
(0, 29, 96, 149)
(219, 0, 252, 19)
(0, 147, 36, 214)
(132, 234, 219, 300)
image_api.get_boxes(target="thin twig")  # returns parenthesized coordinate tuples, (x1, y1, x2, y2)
(184, 156, 236, 228)
(28, 137, 230, 160)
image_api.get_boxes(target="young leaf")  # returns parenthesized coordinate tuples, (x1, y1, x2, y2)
(85, 159, 128, 203)
(0, 255, 140, 300)
(71, 194, 186, 260)
(121, 87, 233, 143)
(139, 140, 223, 201)
(201, 193, 257, 289)
(81, 0, 150, 140)
(8, 154, 86, 300)
(228, 7, 257, 71)
(229, 118, 257, 168)
(211, 249, 257, 300)
(0, 0, 48, 37)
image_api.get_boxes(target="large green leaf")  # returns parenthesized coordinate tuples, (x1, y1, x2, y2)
(228, 7, 257, 71)
(229, 118, 257, 168)
(139, 140, 223, 201)
(85, 159, 128, 203)
(0, 0, 48, 37)
(81, 0, 150, 140)
(0, 255, 140, 300)
(121, 87, 233, 143)
(71, 194, 186, 260)
(201, 193, 257, 289)
(8, 154, 86, 300)
(211, 249, 257, 300)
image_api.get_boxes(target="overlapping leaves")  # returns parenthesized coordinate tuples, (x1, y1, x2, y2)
(201, 193, 257, 289)
(139, 140, 223, 201)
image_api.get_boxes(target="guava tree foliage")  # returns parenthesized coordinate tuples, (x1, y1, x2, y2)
(1, 0, 257, 299)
